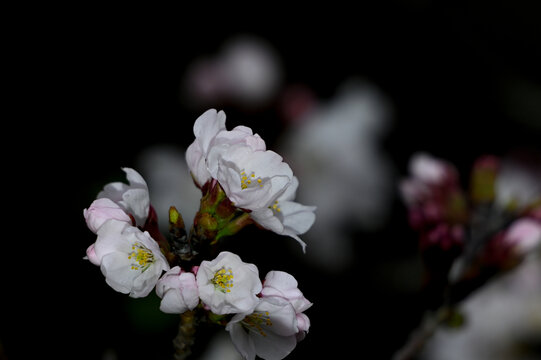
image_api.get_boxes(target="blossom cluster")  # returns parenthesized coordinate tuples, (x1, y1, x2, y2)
(83, 110, 315, 360)
(186, 109, 316, 251)
(400, 152, 541, 293)
(158, 252, 311, 360)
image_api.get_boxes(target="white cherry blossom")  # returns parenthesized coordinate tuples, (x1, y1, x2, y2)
(196, 251, 261, 315)
(226, 296, 298, 360)
(92, 219, 170, 298)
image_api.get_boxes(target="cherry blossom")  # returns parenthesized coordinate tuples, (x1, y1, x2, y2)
(91, 219, 170, 298)
(156, 266, 199, 314)
(196, 251, 262, 315)
(226, 296, 298, 360)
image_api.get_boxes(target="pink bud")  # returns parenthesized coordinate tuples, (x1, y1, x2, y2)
(84, 198, 131, 234)
(84, 244, 100, 266)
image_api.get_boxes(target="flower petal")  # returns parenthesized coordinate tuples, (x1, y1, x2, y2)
(228, 322, 256, 360)
(193, 109, 227, 154)
(250, 208, 284, 234)
(280, 201, 317, 235)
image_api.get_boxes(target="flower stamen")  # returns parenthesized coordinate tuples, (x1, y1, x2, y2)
(212, 267, 234, 293)
(240, 170, 264, 190)
(127, 242, 154, 272)
(242, 311, 273, 337)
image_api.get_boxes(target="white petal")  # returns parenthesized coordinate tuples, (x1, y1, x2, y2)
(193, 109, 226, 153)
(94, 219, 132, 260)
(100, 252, 136, 294)
(122, 167, 148, 189)
(196, 252, 261, 314)
(250, 208, 284, 234)
(156, 266, 183, 298)
(256, 297, 298, 337)
(262, 271, 300, 298)
(160, 289, 190, 314)
(228, 322, 256, 360)
(280, 201, 317, 235)
(120, 188, 149, 226)
(277, 176, 299, 202)
(186, 142, 211, 186)
(252, 331, 296, 360)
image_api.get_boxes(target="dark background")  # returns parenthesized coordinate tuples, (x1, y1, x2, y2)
(3, 2, 541, 359)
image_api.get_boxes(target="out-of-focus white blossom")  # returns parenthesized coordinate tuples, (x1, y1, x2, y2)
(420, 255, 541, 360)
(279, 80, 394, 269)
(495, 156, 541, 211)
(137, 145, 201, 232)
(503, 218, 541, 256)
(182, 35, 282, 108)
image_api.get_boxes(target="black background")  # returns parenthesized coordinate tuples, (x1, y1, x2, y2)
(3, 2, 541, 359)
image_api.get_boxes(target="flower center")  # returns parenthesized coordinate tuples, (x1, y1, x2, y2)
(127, 242, 154, 271)
(242, 311, 273, 337)
(212, 267, 234, 293)
(240, 170, 263, 190)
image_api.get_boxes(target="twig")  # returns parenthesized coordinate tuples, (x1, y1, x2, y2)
(392, 307, 451, 360)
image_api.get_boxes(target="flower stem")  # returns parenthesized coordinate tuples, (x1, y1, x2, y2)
(214, 212, 254, 244)
(173, 310, 197, 360)
(392, 307, 451, 360)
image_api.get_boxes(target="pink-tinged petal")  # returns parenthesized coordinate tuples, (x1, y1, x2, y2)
(504, 218, 541, 254)
(262, 271, 313, 314)
(296, 313, 310, 333)
(178, 272, 200, 310)
(409, 152, 449, 184)
(84, 198, 132, 234)
(399, 179, 430, 206)
(157, 266, 199, 313)
(96, 168, 150, 226)
(159, 286, 189, 314)
(156, 266, 182, 298)
(84, 243, 100, 266)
